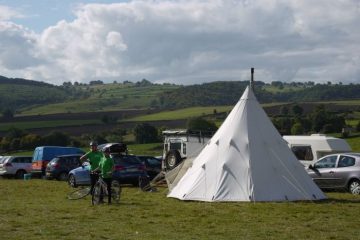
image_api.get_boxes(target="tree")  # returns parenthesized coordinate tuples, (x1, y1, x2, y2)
(291, 104, 303, 117)
(186, 117, 218, 132)
(150, 99, 159, 109)
(309, 105, 345, 133)
(291, 123, 304, 135)
(357, 121, 360, 132)
(2, 108, 14, 119)
(20, 134, 42, 150)
(279, 106, 289, 116)
(6, 127, 25, 139)
(43, 131, 70, 146)
(0, 137, 11, 153)
(310, 105, 327, 132)
(272, 117, 292, 135)
(322, 124, 333, 134)
(9, 138, 21, 151)
(133, 123, 159, 144)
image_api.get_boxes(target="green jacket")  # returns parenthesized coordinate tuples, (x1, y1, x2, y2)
(83, 151, 103, 171)
(99, 155, 114, 179)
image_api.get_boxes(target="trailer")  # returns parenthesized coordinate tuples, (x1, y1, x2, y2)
(283, 134, 352, 167)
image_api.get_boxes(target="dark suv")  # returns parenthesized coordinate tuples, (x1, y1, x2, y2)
(136, 156, 162, 180)
(45, 154, 82, 181)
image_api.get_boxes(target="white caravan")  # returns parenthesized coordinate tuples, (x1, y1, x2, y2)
(283, 134, 352, 167)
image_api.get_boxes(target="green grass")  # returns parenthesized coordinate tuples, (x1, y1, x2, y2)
(124, 106, 233, 122)
(19, 84, 179, 115)
(0, 119, 101, 131)
(127, 143, 163, 156)
(124, 103, 287, 122)
(262, 85, 305, 93)
(312, 99, 360, 105)
(346, 135, 360, 152)
(0, 180, 359, 240)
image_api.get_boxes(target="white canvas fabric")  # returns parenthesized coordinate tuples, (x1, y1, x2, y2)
(168, 86, 326, 202)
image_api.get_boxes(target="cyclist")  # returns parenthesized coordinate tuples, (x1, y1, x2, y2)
(97, 147, 115, 204)
(80, 141, 103, 194)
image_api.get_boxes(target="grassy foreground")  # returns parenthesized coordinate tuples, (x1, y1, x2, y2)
(0, 180, 359, 240)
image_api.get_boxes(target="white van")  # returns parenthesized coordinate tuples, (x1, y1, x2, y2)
(283, 134, 352, 167)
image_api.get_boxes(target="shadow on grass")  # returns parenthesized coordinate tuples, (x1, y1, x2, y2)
(314, 190, 360, 204)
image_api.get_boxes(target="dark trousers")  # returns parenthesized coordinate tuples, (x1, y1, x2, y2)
(101, 178, 112, 203)
(90, 173, 99, 195)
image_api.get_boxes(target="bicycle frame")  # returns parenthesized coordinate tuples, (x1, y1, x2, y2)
(92, 176, 121, 205)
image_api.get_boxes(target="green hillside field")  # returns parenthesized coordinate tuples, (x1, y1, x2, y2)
(0, 119, 101, 132)
(123, 103, 285, 122)
(19, 84, 179, 115)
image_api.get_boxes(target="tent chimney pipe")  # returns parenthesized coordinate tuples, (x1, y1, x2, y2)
(250, 68, 254, 91)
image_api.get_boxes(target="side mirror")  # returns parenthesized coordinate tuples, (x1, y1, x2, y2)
(308, 164, 314, 170)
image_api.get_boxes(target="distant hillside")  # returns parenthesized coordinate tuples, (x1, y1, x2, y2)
(0, 76, 85, 111)
(1, 75, 359, 115)
(0, 76, 53, 86)
(159, 82, 360, 108)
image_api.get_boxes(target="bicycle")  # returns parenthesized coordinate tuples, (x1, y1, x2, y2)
(92, 176, 121, 205)
(67, 186, 91, 200)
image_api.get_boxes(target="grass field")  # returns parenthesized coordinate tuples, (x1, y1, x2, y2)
(19, 84, 179, 115)
(124, 106, 233, 122)
(0, 180, 359, 240)
(0, 119, 101, 132)
(124, 103, 284, 122)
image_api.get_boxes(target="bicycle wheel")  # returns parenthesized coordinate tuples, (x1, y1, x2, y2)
(139, 176, 152, 192)
(67, 186, 91, 200)
(92, 182, 103, 205)
(111, 180, 121, 203)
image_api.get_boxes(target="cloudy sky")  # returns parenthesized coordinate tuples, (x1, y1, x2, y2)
(0, 0, 359, 85)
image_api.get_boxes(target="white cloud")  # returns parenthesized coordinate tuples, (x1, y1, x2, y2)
(0, 0, 359, 85)
(0, 5, 23, 21)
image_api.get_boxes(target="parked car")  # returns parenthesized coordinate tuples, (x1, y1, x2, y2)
(45, 154, 83, 181)
(68, 154, 149, 188)
(32, 146, 84, 177)
(307, 153, 360, 194)
(136, 155, 162, 180)
(0, 156, 33, 179)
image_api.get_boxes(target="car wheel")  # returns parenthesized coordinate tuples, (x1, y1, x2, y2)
(58, 172, 68, 181)
(15, 170, 26, 179)
(348, 179, 360, 195)
(68, 174, 77, 188)
(165, 150, 182, 170)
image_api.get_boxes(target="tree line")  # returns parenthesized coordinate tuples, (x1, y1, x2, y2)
(157, 81, 360, 108)
(1, 113, 359, 154)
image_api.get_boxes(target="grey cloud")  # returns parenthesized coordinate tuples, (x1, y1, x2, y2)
(0, 0, 359, 85)
(0, 22, 42, 69)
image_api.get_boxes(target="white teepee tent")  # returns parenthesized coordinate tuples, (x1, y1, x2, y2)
(168, 86, 326, 202)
